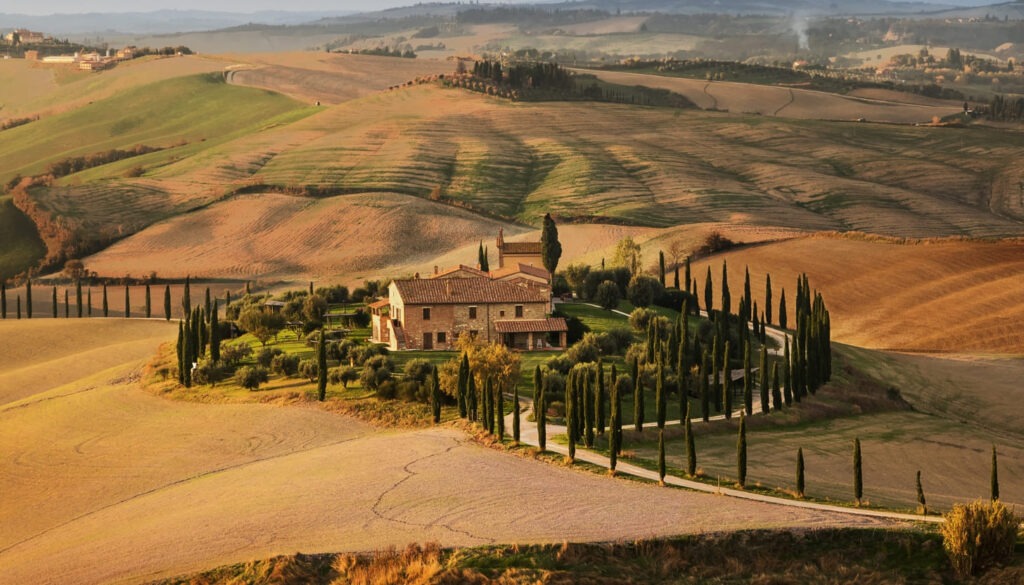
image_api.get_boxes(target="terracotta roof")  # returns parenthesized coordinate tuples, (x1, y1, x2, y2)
(392, 278, 549, 305)
(368, 298, 390, 310)
(431, 264, 489, 279)
(491, 263, 549, 280)
(494, 318, 568, 333)
(500, 241, 542, 254)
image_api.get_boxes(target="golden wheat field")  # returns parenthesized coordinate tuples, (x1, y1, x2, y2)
(0, 319, 891, 585)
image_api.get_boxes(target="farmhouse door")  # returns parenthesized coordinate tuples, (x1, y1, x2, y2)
(423, 332, 433, 350)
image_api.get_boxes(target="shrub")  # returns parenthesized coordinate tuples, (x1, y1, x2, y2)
(360, 355, 395, 391)
(941, 499, 1020, 578)
(192, 359, 227, 386)
(696, 231, 736, 256)
(351, 343, 388, 367)
(298, 359, 319, 382)
(270, 354, 300, 376)
(220, 342, 253, 367)
(328, 365, 360, 388)
(627, 275, 663, 308)
(257, 347, 284, 368)
(545, 354, 573, 375)
(403, 358, 434, 384)
(565, 334, 601, 363)
(605, 327, 634, 354)
(629, 307, 658, 332)
(315, 284, 349, 303)
(655, 288, 697, 312)
(594, 280, 621, 310)
(235, 365, 269, 391)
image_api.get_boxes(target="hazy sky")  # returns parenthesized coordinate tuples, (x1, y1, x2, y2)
(3, 0, 442, 15)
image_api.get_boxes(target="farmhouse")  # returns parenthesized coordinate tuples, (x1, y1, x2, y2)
(371, 277, 566, 351)
(496, 227, 543, 269)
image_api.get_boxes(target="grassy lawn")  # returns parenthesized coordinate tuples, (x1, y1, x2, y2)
(0, 196, 46, 281)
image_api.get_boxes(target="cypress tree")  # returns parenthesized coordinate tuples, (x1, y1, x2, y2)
(700, 350, 709, 422)
(225, 290, 231, 310)
(182, 275, 191, 315)
(783, 364, 793, 406)
(743, 339, 752, 415)
(176, 320, 184, 384)
(164, 285, 171, 320)
(765, 274, 773, 325)
(64, 289, 69, 318)
(496, 379, 505, 440)
(771, 363, 782, 412)
(317, 330, 328, 401)
(684, 256, 691, 296)
(991, 445, 1000, 501)
(658, 429, 666, 485)
(124, 285, 130, 318)
(145, 284, 151, 318)
(704, 267, 713, 316)
(583, 367, 594, 447)
(537, 375, 547, 452)
(540, 213, 562, 277)
(742, 267, 751, 323)
(431, 366, 442, 424)
(309, 281, 314, 296)
(512, 384, 520, 444)
(458, 354, 470, 418)
(779, 289, 787, 329)
(484, 378, 493, 433)
(796, 448, 805, 498)
(204, 287, 211, 320)
(656, 361, 666, 429)
(609, 378, 619, 472)
(102, 284, 109, 317)
(916, 470, 927, 514)
(87, 288, 92, 316)
(596, 359, 606, 435)
(51, 286, 57, 318)
(684, 402, 696, 476)
(633, 357, 644, 431)
(853, 438, 863, 505)
(673, 263, 680, 290)
(737, 413, 747, 488)
(245, 281, 251, 295)
(1, 282, 5, 319)
(566, 376, 576, 463)
(721, 260, 730, 316)
(759, 345, 769, 414)
(722, 340, 732, 419)
(210, 300, 220, 362)
(532, 364, 542, 418)
(25, 278, 32, 319)
(712, 336, 721, 413)
(468, 374, 477, 422)
(786, 336, 798, 403)
(76, 281, 82, 318)
(658, 250, 666, 287)
(17, 295, 21, 319)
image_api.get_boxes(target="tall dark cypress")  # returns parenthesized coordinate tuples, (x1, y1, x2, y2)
(566, 374, 575, 462)
(991, 445, 1000, 501)
(700, 350, 709, 422)
(609, 374, 619, 473)
(743, 339, 752, 415)
(468, 374, 477, 422)
(721, 260, 730, 316)
(596, 359, 606, 435)
(25, 277, 32, 319)
(458, 354, 470, 418)
(16, 295, 21, 319)
(583, 367, 594, 447)
(704, 267, 713, 316)
(722, 340, 732, 419)
(532, 364, 542, 418)
(771, 363, 782, 412)
(796, 448, 805, 498)
(102, 284, 109, 317)
(52, 286, 57, 318)
(765, 273, 773, 325)
(685, 403, 696, 476)
(737, 414, 747, 488)
(1, 282, 6, 319)
(916, 470, 927, 514)
(512, 384, 520, 444)
(742, 267, 751, 323)
(658, 429, 667, 484)
(204, 287, 211, 321)
(496, 379, 505, 439)
(210, 300, 220, 362)
(182, 275, 191, 315)
(164, 285, 171, 320)
(124, 285, 130, 318)
(779, 288, 788, 329)
(64, 289, 69, 318)
(684, 256, 691, 296)
(673, 264, 680, 290)
(633, 357, 644, 431)
(658, 250, 666, 287)
(176, 320, 185, 384)
(317, 330, 328, 401)
(712, 335, 721, 413)
(759, 345, 769, 414)
(483, 377, 493, 433)
(853, 438, 863, 505)
(145, 284, 151, 318)
(87, 288, 92, 317)
(75, 281, 82, 318)
(537, 374, 547, 452)
(656, 361, 666, 429)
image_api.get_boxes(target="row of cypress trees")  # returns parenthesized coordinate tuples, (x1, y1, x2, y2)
(452, 351, 521, 443)
(0, 278, 193, 321)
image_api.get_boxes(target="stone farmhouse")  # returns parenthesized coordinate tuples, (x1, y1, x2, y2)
(370, 231, 566, 351)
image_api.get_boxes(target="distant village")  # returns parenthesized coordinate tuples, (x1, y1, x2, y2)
(2, 28, 190, 71)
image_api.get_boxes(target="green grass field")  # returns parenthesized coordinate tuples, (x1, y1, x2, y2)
(0, 197, 46, 281)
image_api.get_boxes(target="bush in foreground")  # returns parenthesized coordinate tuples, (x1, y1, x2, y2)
(941, 499, 1020, 578)
(235, 366, 269, 391)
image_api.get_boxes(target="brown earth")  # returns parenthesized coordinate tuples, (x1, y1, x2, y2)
(0, 319, 893, 585)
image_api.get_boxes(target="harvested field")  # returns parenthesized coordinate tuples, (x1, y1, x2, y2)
(579, 69, 964, 123)
(85, 192, 523, 283)
(0, 320, 892, 585)
(690, 234, 1024, 353)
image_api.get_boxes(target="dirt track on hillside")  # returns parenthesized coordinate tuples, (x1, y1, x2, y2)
(0, 320, 895, 585)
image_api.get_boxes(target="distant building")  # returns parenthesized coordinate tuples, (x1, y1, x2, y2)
(4, 29, 46, 44)
(495, 227, 543, 269)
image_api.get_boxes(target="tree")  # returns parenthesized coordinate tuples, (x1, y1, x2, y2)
(76, 281, 82, 318)
(512, 383, 520, 444)
(537, 373, 547, 452)
(64, 289, 69, 318)
(478, 241, 489, 272)
(594, 280, 621, 311)
(51, 286, 57, 318)
(658, 429, 666, 485)
(210, 301, 220, 362)
(25, 278, 32, 319)
(704, 267, 714, 316)
(765, 274, 773, 325)
(317, 330, 328, 401)
(700, 350, 709, 422)
(164, 285, 171, 320)
(613, 236, 642, 275)
(235, 366, 268, 391)
(722, 340, 731, 419)
(854, 438, 863, 505)
(737, 414, 747, 488)
(779, 289, 788, 329)
(182, 275, 191, 315)
(742, 267, 751, 322)
(541, 212, 562, 276)
(658, 250, 666, 287)
(796, 447, 805, 498)
(916, 470, 927, 514)
(743, 339, 752, 416)
(145, 284, 151, 318)
(566, 375, 575, 463)
(87, 288, 92, 317)
(459, 354, 471, 418)
(685, 402, 696, 476)
(432, 366, 442, 424)
(596, 359, 606, 435)
(655, 362, 666, 429)
(1, 282, 5, 319)
(609, 370, 620, 474)
(720, 260, 731, 316)
(991, 445, 1000, 501)
(633, 356, 644, 431)
(238, 307, 285, 347)
(627, 275, 661, 308)
(124, 285, 130, 318)
(102, 284, 109, 317)
(204, 287, 211, 318)
(771, 363, 782, 412)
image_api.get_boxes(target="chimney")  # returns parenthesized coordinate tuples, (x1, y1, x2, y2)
(414, 272, 420, 279)
(434, 265, 439, 275)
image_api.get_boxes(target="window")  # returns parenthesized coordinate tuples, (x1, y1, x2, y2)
(499, 310, 505, 317)
(422, 307, 431, 320)
(469, 306, 477, 319)
(437, 332, 447, 344)
(515, 305, 524, 318)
